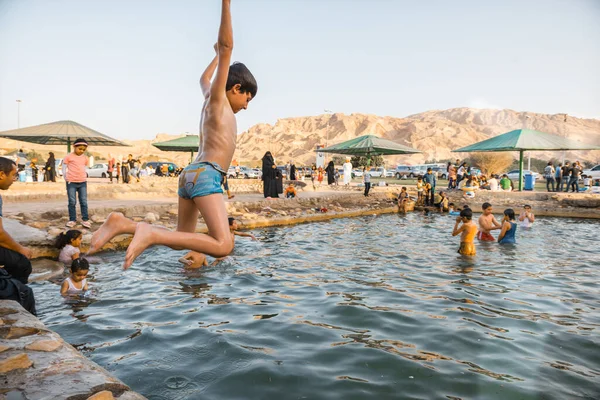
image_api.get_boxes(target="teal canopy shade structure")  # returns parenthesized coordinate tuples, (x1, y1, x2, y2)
(316, 134, 421, 157)
(453, 129, 600, 190)
(0, 120, 129, 153)
(152, 135, 200, 163)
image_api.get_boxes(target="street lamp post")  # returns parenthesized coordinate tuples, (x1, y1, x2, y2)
(324, 109, 333, 164)
(16, 100, 22, 129)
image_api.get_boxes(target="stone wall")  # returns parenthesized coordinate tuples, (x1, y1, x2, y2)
(0, 301, 146, 400)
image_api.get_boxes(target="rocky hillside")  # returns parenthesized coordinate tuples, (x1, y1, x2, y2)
(234, 108, 600, 166)
(2, 108, 599, 168)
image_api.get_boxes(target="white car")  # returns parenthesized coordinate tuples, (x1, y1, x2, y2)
(86, 163, 108, 178)
(582, 165, 600, 180)
(248, 168, 262, 179)
(506, 170, 539, 180)
(368, 167, 385, 177)
(352, 169, 363, 177)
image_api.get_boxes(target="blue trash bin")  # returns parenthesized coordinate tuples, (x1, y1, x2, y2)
(524, 173, 535, 191)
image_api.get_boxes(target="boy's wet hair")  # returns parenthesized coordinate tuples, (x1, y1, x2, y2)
(227, 62, 258, 98)
(524, 204, 531, 209)
(448, 202, 455, 207)
(71, 257, 90, 273)
(460, 208, 473, 220)
(228, 217, 235, 226)
(0, 157, 16, 174)
(504, 208, 516, 220)
(55, 230, 83, 249)
(482, 202, 492, 210)
(401, 186, 407, 190)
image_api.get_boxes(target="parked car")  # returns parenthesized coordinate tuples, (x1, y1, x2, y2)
(505, 170, 539, 180)
(86, 163, 108, 178)
(368, 167, 385, 178)
(55, 159, 63, 176)
(248, 168, 262, 179)
(385, 170, 394, 178)
(394, 165, 422, 179)
(582, 165, 600, 180)
(431, 166, 447, 179)
(276, 166, 288, 178)
(352, 169, 363, 177)
(226, 166, 235, 178)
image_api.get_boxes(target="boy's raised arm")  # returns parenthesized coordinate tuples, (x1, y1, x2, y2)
(209, 0, 233, 99)
(200, 43, 219, 99)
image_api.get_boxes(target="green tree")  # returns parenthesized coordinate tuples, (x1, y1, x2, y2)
(350, 155, 384, 168)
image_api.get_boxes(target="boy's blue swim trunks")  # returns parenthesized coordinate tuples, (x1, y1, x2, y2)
(178, 161, 226, 199)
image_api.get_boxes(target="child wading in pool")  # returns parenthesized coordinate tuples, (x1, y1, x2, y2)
(60, 258, 89, 296)
(452, 208, 477, 256)
(89, 0, 257, 268)
(498, 209, 518, 244)
(181, 217, 256, 268)
(477, 202, 501, 241)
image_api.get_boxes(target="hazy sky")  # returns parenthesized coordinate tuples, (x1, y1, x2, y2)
(1, 0, 599, 141)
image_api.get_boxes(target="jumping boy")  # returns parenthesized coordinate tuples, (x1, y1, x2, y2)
(452, 208, 477, 256)
(477, 202, 501, 241)
(89, 0, 257, 269)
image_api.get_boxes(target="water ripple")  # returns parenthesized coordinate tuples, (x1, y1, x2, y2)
(32, 215, 600, 400)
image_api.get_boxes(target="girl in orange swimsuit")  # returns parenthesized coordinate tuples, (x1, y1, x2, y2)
(452, 208, 478, 256)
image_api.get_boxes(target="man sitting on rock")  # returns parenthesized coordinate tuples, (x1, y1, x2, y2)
(0, 157, 36, 314)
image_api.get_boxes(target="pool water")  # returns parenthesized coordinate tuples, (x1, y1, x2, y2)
(34, 214, 600, 400)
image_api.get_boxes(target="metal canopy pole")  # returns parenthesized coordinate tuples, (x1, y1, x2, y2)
(518, 150, 524, 191)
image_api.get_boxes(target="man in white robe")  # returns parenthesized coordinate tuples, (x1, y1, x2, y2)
(343, 158, 353, 186)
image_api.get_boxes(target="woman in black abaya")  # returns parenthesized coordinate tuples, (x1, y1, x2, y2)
(262, 151, 279, 198)
(45, 152, 56, 182)
(326, 161, 336, 185)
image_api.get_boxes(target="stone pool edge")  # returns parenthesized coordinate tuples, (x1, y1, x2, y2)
(0, 300, 147, 400)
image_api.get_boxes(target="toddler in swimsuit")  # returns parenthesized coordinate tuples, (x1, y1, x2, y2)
(60, 258, 89, 296)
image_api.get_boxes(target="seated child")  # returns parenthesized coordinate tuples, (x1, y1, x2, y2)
(448, 203, 461, 216)
(56, 230, 82, 267)
(284, 183, 297, 198)
(452, 208, 477, 256)
(60, 258, 89, 296)
(498, 209, 517, 244)
(580, 175, 591, 192)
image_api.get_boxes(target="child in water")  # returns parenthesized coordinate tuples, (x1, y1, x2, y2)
(498, 209, 517, 244)
(397, 186, 408, 212)
(60, 258, 89, 296)
(179, 217, 256, 268)
(416, 177, 424, 206)
(448, 203, 461, 216)
(452, 208, 477, 256)
(518, 205, 535, 228)
(56, 230, 82, 267)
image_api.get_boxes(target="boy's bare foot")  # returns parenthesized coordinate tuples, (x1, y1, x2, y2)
(228, 195, 235, 199)
(123, 223, 155, 269)
(89, 212, 128, 254)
